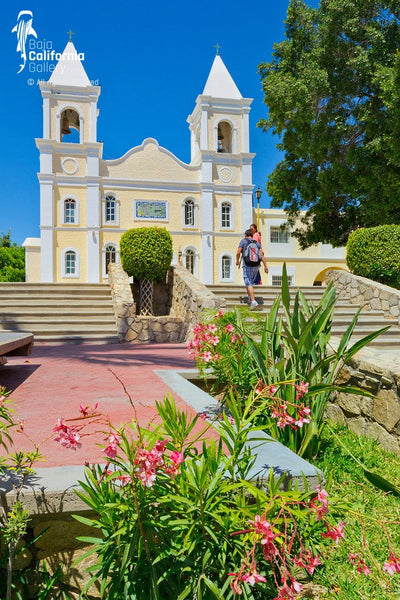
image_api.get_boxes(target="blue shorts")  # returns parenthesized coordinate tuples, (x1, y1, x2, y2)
(242, 264, 260, 287)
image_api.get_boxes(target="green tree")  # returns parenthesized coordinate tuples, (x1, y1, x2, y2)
(0, 231, 25, 282)
(258, 0, 400, 249)
(120, 227, 173, 315)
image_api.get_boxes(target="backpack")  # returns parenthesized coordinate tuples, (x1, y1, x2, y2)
(242, 239, 261, 266)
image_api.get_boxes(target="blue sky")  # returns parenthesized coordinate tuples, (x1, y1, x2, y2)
(2, 0, 316, 245)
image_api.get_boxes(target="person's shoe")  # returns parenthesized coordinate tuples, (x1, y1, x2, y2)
(250, 301, 259, 310)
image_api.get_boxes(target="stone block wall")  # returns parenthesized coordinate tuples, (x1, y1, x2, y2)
(108, 263, 223, 343)
(326, 346, 400, 456)
(169, 265, 224, 340)
(327, 269, 400, 323)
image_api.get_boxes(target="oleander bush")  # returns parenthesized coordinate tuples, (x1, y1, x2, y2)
(346, 225, 400, 289)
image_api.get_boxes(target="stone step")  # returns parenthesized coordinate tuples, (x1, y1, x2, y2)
(0, 283, 118, 341)
(207, 284, 400, 349)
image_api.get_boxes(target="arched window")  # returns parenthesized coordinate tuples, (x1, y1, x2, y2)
(105, 245, 116, 272)
(65, 251, 76, 275)
(105, 195, 116, 223)
(221, 202, 232, 228)
(102, 243, 120, 278)
(221, 255, 232, 280)
(184, 199, 195, 227)
(185, 249, 195, 274)
(64, 199, 76, 223)
(61, 108, 81, 143)
(217, 121, 232, 153)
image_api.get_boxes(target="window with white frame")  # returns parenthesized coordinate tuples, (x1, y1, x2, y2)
(272, 274, 293, 286)
(270, 227, 290, 244)
(221, 201, 232, 228)
(184, 248, 195, 274)
(103, 194, 119, 225)
(103, 244, 119, 277)
(221, 255, 232, 280)
(65, 251, 76, 275)
(184, 199, 195, 227)
(64, 199, 76, 224)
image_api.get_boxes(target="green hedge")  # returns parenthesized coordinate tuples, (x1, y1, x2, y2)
(346, 225, 400, 289)
(120, 227, 173, 283)
(0, 247, 25, 282)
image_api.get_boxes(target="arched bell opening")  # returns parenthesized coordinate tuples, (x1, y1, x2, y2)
(61, 108, 81, 142)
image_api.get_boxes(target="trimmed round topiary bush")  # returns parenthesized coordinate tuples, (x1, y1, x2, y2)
(346, 225, 400, 289)
(120, 227, 173, 283)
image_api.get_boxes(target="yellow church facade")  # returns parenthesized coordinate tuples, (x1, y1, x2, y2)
(23, 42, 346, 286)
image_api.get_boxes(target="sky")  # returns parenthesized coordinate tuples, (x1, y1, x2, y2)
(1, 0, 317, 245)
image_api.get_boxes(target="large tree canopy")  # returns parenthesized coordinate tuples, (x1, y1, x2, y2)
(258, 0, 400, 248)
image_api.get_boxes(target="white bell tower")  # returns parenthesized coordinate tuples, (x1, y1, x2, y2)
(187, 52, 254, 284)
(36, 41, 102, 282)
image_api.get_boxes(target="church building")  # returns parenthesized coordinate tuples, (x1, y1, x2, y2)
(23, 42, 346, 286)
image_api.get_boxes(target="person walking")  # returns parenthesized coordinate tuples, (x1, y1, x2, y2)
(250, 223, 262, 285)
(236, 229, 268, 309)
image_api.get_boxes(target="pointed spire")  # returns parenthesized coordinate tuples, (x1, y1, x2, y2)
(49, 41, 91, 87)
(202, 55, 242, 99)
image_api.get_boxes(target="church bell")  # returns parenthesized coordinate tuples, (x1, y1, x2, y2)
(61, 114, 71, 135)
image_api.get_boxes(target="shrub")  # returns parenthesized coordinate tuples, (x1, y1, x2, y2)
(346, 225, 400, 288)
(120, 227, 173, 283)
(0, 247, 25, 282)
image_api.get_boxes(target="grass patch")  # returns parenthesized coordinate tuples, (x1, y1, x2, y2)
(311, 423, 400, 599)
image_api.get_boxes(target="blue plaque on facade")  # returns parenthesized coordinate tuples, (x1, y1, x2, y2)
(135, 201, 168, 220)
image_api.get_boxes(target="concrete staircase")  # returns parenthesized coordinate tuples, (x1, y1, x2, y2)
(206, 284, 400, 348)
(0, 283, 119, 343)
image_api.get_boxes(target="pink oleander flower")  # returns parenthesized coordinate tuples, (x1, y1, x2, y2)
(383, 553, 400, 575)
(170, 451, 184, 465)
(322, 521, 345, 544)
(202, 351, 213, 363)
(274, 578, 303, 600)
(249, 515, 275, 539)
(79, 402, 99, 416)
(116, 473, 132, 486)
(216, 309, 225, 317)
(103, 433, 122, 459)
(295, 381, 309, 398)
(58, 428, 81, 450)
(293, 550, 322, 575)
(53, 417, 68, 433)
(295, 404, 311, 427)
(241, 567, 267, 586)
(207, 323, 217, 333)
(208, 336, 220, 346)
(310, 485, 329, 519)
(225, 323, 235, 333)
(229, 576, 243, 595)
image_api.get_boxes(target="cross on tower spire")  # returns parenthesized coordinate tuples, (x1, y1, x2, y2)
(214, 43, 221, 56)
(67, 29, 75, 42)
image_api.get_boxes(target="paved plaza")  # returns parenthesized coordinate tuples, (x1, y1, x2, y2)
(0, 342, 206, 468)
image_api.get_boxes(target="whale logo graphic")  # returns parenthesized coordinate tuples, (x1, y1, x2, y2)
(11, 10, 37, 73)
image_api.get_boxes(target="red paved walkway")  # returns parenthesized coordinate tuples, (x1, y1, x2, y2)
(0, 342, 208, 468)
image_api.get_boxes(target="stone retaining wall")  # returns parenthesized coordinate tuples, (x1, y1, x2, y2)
(326, 344, 400, 456)
(108, 263, 223, 343)
(327, 269, 400, 323)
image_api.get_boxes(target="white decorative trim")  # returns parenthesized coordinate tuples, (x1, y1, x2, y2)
(56, 104, 84, 143)
(219, 251, 235, 283)
(102, 192, 120, 226)
(218, 198, 235, 230)
(181, 197, 198, 229)
(182, 245, 199, 278)
(61, 247, 80, 278)
(218, 167, 233, 183)
(269, 265, 295, 287)
(102, 242, 120, 278)
(60, 194, 80, 225)
(61, 157, 79, 175)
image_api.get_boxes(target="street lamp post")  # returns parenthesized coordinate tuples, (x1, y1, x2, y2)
(254, 187, 262, 231)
